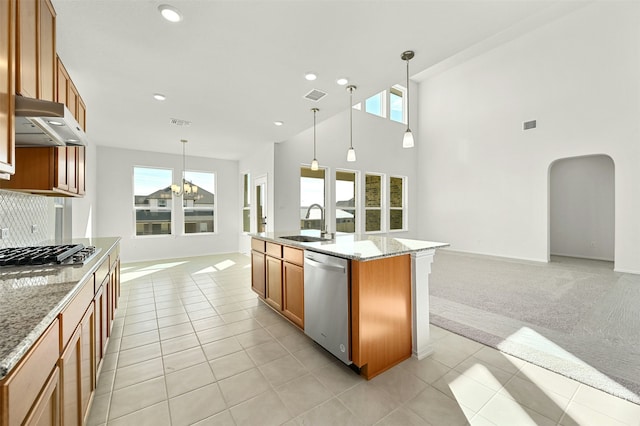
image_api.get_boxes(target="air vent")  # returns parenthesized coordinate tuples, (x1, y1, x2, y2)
(523, 120, 536, 130)
(304, 89, 327, 102)
(170, 118, 192, 127)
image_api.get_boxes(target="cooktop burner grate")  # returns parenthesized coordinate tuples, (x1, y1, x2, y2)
(0, 244, 98, 267)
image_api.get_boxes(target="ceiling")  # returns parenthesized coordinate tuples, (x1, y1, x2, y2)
(51, 0, 586, 160)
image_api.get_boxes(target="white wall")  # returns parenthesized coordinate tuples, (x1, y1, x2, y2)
(550, 155, 614, 261)
(96, 146, 239, 262)
(238, 143, 275, 254)
(273, 87, 419, 236)
(418, 2, 640, 272)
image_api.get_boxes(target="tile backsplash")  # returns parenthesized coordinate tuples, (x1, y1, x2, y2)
(0, 190, 53, 248)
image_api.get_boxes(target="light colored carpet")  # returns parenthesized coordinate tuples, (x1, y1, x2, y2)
(429, 250, 640, 404)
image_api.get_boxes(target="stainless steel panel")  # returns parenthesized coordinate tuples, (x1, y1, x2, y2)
(303, 250, 351, 365)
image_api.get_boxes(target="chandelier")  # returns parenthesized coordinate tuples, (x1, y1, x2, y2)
(171, 139, 199, 197)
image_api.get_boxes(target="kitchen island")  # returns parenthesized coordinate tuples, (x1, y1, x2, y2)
(0, 237, 121, 426)
(250, 231, 448, 379)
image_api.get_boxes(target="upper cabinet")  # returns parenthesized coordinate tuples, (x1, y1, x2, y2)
(16, 0, 56, 101)
(0, 0, 16, 179)
(57, 55, 86, 130)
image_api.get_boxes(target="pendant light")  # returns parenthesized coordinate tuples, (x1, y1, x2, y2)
(401, 50, 415, 148)
(346, 85, 357, 162)
(310, 108, 319, 171)
(171, 139, 198, 197)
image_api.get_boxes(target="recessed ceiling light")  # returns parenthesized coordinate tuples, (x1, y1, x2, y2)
(158, 4, 183, 22)
(274, 121, 284, 126)
(304, 72, 317, 81)
(153, 93, 166, 101)
(336, 78, 348, 86)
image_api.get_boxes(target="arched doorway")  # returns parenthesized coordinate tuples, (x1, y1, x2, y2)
(549, 155, 614, 263)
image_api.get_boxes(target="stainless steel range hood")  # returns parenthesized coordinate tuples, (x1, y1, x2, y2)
(14, 96, 88, 147)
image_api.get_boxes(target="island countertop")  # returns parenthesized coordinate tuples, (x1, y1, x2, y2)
(251, 231, 448, 261)
(0, 237, 120, 380)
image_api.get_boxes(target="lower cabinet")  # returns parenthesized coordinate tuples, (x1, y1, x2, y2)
(282, 261, 304, 329)
(265, 255, 283, 310)
(23, 366, 60, 426)
(251, 238, 304, 329)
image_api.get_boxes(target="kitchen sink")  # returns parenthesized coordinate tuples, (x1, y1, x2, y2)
(280, 235, 327, 243)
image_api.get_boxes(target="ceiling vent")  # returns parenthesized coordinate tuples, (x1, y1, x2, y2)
(304, 89, 327, 102)
(170, 118, 192, 127)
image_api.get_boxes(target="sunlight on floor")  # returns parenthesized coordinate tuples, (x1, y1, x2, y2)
(193, 266, 218, 274)
(214, 259, 235, 271)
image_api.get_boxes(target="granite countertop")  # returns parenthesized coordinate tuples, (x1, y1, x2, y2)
(251, 231, 448, 261)
(0, 237, 120, 380)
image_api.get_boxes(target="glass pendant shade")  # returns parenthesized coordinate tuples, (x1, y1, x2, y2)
(311, 159, 319, 171)
(403, 129, 415, 148)
(346, 147, 356, 162)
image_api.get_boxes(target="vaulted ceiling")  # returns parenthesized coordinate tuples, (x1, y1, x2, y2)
(52, 0, 586, 160)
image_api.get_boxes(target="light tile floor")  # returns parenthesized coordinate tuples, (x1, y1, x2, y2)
(87, 253, 640, 426)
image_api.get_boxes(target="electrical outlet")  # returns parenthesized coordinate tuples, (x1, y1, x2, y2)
(31, 224, 38, 233)
(0, 228, 8, 239)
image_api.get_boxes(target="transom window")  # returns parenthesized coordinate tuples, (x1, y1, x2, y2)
(365, 90, 386, 118)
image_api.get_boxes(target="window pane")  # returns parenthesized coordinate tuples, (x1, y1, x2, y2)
(365, 174, 381, 207)
(336, 171, 356, 233)
(366, 210, 381, 232)
(242, 173, 250, 233)
(243, 209, 251, 232)
(390, 86, 404, 123)
(390, 209, 403, 230)
(300, 167, 325, 230)
(183, 171, 215, 233)
(365, 91, 385, 117)
(390, 177, 403, 208)
(134, 167, 172, 236)
(243, 173, 250, 208)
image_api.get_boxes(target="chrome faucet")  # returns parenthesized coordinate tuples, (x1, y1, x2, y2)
(305, 203, 329, 238)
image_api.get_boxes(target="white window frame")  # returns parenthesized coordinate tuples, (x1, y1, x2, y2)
(241, 172, 251, 233)
(133, 166, 174, 238)
(388, 175, 407, 232)
(364, 90, 387, 118)
(335, 169, 359, 234)
(364, 172, 385, 234)
(300, 165, 328, 232)
(389, 84, 407, 125)
(182, 169, 217, 236)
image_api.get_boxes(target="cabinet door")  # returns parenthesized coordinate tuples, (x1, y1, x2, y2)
(265, 256, 282, 310)
(0, 0, 15, 177)
(56, 56, 68, 104)
(79, 304, 94, 424)
(38, 0, 55, 102)
(94, 285, 107, 374)
(60, 327, 81, 426)
(54, 147, 68, 191)
(66, 147, 77, 194)
(23, 366, 60, 426)
(282, 261, 304, 329)
(77, 98, 86, 131)
(77, 146, 85, 195)
(251, 250, 266, 298)
(17, 0, 37, 98)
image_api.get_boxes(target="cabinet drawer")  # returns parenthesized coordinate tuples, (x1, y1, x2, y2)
(283, 246, 303, 266)
(60, 277, 93, 350)
(94, 256, 110, 292)
(1, 319, 60, 425)
(266, 242, 282, 258)
(110, 244, 120, 268)
(251, 238, 265, 253)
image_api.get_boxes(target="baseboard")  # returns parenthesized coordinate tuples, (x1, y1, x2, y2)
(439, 247, 548, 264)
(550, 251, 614, 262)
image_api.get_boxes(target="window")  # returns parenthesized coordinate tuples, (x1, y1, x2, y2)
(242, 173, 250, 233)
(364, 90, 386, 118)
(336, 171, 357, 233)
(365, 173, 383, 232)
(389, 176, 406, 231)
(134, 167, 173, 236)
(300, 167, 325, 231)
(183, 171, 215, 234)
(389, 85, 406, 124)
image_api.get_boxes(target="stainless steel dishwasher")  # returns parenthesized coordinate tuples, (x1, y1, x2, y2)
(303, 250, 351, 365)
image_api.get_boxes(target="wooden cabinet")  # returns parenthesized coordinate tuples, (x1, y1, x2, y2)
(250, 239, 266, 298)
(282, 260, 304, 329)
(56, 56, 86, 130)
(22, 366, 60, 426)
(265, 255, 282, 310)
(0, 319, 60, 426)
(251, 239, 305, 329)
(0, 0, 15, 178)
(0, 146, 86, 197)
(16, 0, 56, 101)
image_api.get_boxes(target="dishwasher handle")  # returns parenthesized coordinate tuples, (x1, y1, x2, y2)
(304, 257, 346, 273)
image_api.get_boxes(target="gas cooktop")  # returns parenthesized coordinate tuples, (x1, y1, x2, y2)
(0, 244, 100, 267)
